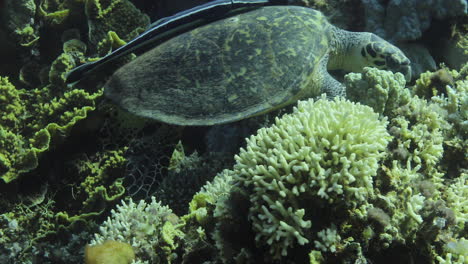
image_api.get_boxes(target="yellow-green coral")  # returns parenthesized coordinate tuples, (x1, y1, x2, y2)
(0, 0, 167, 262)
(75, 148, 127, 209)
(49, 40, 86, 86)
(0, 77, 25, 128)
(0, 77, 29, 181)
(0, 86, 101, 183)
(413, 69, 456, 99)
(0, 190, 59, 261)
(234, 96, 391, 259)
(90, 197, 183, 263)
(38, 0, 71, 26)
(389, 96, 446, 173)
(85, 0, 150, 47)
(97, 30, 129, 56)
(443, 172, 467, 232)
(85, 240, 135, 264)
(345, 67, 411, 116)
(4, 0, 39, 47)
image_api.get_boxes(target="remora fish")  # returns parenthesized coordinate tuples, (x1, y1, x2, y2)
(66, 0, 287, 84)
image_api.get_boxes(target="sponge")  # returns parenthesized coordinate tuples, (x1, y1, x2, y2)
(85, 240, 135, 264)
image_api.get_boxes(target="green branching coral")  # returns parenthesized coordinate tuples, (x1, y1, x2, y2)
(364, 66, 467, 262)
(90, 197, 184, 264)
(0, 183, 98, 264)
(0, 196, 57, 262)
(413, 69, 456, 99)
(443, 172, 467, 233)
(388, 97, 446, 174)
(420, 66, 468, 139)
(345, 67, 411, 116)
(234, 97, 391, 259)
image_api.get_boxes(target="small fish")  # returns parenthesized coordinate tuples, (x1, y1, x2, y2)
(65, 0, 288, 84)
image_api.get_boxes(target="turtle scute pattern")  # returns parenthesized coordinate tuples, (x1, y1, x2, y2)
(104, 6, 335, 126)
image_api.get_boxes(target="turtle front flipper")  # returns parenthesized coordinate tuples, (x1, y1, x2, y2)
(321, 71, 346, 98)
(316, 55, 346, 98)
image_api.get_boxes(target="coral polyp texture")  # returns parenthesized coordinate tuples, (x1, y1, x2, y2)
(85, 240, 135, 264)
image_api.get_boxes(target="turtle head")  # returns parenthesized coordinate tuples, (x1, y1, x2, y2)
(360, 34, 412, 81)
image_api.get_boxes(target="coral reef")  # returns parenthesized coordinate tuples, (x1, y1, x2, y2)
(85, 0, 150, 50)
(234, 97, 391, 259)
(361, 0, 468, 42)
(179, 68, 467, 262)
(92, 2, 468, 262)
(85, 240, 135, 264)
(0, 0, 151, 262)
(0, 0, 466, 263)
(360, 0, 466, 78)
(345, 67, 411, 116)
(90, 197, 183, 263)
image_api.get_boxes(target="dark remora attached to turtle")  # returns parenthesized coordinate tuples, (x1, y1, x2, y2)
(68, 1, 412, 126)
(65, 0, 286, 84)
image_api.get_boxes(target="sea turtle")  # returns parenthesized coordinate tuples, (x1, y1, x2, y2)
(66, 0, 280, 83)
(76, 4, 412, 126)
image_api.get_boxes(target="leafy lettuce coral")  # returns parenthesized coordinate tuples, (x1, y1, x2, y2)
(0, 80, 102, 183)
(0, 0, 152, 262)
(85, 0, 150, 48)
(0, 0, 149, 185)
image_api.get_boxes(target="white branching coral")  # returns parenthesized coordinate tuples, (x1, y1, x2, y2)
(234, 97, 391, 259)
(90, 197, 182, 263)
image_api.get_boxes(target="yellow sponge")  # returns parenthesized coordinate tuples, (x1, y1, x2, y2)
(85, 240, 135, 264)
